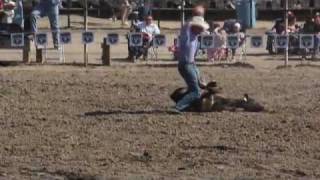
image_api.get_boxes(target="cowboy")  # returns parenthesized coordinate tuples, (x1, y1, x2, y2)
(30, 0, 60, 49)
(173, 5, 209, 113)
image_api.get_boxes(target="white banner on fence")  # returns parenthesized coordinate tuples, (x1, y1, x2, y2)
(129, 33, 143, 47)
(153, 34, 166, 47)
(275, 35, 288, 49)
(106, 33, 119, 45)
(300, 34, 314, 49)
(82, 31, 94, 44)
(200, 35, 214, 49)
(60, 32, 72, 44)
(227, 35, 239, 49)
(251, 36, 263, 48)
(35, 33, 48, 48)
(10, 33, 24, 47)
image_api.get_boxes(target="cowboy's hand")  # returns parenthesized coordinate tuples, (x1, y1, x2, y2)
(199, 78, 207, 89)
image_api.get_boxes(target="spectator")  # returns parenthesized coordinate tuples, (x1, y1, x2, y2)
(272, 18, 285, 34)
(31, 0, 60, 48)
(294, 1, 302, 9)
(173, 5, 209, 113)
(137, 0, 151, 22)
(303, 16, 315, 33)
(129, 15, 160, 60)
(288, 11, 298, 32)
(210, 0, 217, 9)
(314, 13, 320, 57)
(309, 0, 315, 8)
(230, 22, 245, 59)
(192, 5, 205, 16)
(135, 15, 160, 38)
(314, 13, 320, 33)
(120, 0, 131, 26)
(207, 22, 227, 62)
(266, 0, 272, 9)
(0, 0, 16, 23)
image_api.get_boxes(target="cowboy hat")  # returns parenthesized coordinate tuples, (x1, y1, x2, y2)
(189, 16, 209, 30)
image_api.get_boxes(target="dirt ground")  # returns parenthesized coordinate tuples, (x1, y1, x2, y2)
(0, 17, 320, 179)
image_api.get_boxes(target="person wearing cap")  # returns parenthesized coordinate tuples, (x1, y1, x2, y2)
(174, 5, 209, 113)
(30, 0, 60, 49)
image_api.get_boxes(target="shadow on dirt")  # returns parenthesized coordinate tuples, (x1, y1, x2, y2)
(84, 110, 180, 116)
(181, 145, 239, 153)
(0, 61, 21, 67)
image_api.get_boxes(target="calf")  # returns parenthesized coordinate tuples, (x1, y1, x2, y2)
(170, 82, 264, 112)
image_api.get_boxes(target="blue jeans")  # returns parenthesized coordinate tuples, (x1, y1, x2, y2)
(176, 63, 201, 111)
(31, 2, 59, 46)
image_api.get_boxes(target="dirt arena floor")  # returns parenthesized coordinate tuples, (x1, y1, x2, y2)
(1, 17, 320, 179)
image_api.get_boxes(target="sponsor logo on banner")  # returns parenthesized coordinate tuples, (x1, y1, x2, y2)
(11, 33, 24, 47)
(106, 33, 119, 45)
(153, 34, 166, 47)
(227, 35, 239, 49)
(275, 35, 288, 49)
(200, 35, 214, 49)
(299, 34, 314, 49)
(60, 32, 72, 44)
(129, 33, 143, 47)
(82, 32, 94, 44)
(36, 33, 48, 47)
(251, 36, 263, 48)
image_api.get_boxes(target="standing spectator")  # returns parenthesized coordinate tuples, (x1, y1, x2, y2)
(207, 22, 227, 62)
(137, 0, 152, 22)
(314, 13, 320, 58)
(288, 11, 298, 33)
(294, 0, 302, 9)
(120, 0, 131, 26)
(230, 22, 245, 60)
(314, 13, 320, 33)
(31, 0, 60, 48)
(173, 5, 209, 113)
(266, 0, 272, 9)
(0, 0, 16, 23)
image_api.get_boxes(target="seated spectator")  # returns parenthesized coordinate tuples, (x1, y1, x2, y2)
(135, 15, 160, 40)
(207, 22, 227, 62)
(128, 15, 160, 60)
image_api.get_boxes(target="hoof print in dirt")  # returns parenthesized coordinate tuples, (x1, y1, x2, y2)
(171, 81, 265, 113)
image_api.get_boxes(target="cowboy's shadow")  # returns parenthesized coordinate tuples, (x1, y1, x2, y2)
(84, 110, 180, 116)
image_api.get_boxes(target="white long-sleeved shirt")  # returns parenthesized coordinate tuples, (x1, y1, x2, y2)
(136, 22, 160, 36)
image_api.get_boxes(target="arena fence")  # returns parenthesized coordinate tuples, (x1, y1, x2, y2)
(3, 31, 320, 66)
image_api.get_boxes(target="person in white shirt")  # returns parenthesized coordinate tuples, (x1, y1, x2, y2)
(136, 15, 160, 41)
(129, 15, 160, 60)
